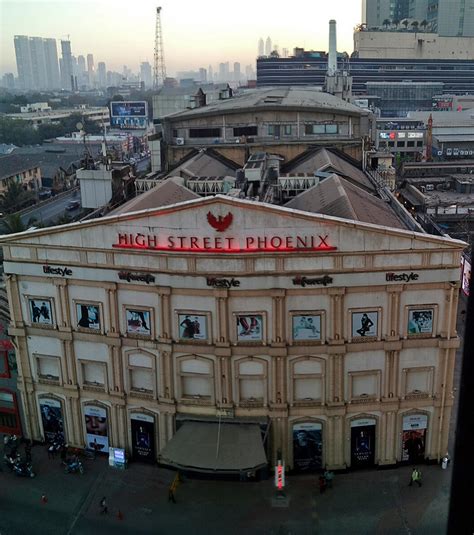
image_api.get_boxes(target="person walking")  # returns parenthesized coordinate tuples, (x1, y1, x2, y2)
(168, 487, 176, 503)
(409, 467, 422, 487)
(318, 475, 327, 494)
(99, 497, 108, 514)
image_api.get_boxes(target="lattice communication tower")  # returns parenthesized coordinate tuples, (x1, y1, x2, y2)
(153, 6, 167, 89)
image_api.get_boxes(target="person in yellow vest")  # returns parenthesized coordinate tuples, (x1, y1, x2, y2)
(409, 467, 422, 487)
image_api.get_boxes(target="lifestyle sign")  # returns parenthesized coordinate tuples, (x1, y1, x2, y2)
(113, 232, 336, 254)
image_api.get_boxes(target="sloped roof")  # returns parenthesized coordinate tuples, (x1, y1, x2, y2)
(285, 174, 406, 229)
(111, 177, 199, 215)
(169, 149, 240, 178)
(282, 147, 375, 192)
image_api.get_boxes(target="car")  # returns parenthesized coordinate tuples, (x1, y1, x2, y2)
(66, 200, 81, 211)
(38, 190, 52, 200)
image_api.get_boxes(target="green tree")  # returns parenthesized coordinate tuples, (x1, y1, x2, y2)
(392, 19, 400, 29)
(383, 18, 391, 29)
(402, 19, 409, 29)
(411, 20, 419, 31)
(420, 19, 428, 31)
(0, 180, 34, 213)
(3, 213, 26, 233)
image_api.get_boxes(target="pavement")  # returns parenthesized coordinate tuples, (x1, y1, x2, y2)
(0, 301, 467, 535)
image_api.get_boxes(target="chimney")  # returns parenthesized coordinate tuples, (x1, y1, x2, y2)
(328, 19, 337, 75)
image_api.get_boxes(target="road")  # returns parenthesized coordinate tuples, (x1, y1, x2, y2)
(135, 156, 150, 176)
(20, 191, 81, 226)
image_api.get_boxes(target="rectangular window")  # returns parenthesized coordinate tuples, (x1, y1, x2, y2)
(239, 378, 264, 401)
(233, 126, 257, 137)
(0, 351, 9, 379)
(189, 128, 221, 138)
(325, 124, 338, 134)
(283, 125, 292, 136)
(130, 368, 154, 392)
(182, 376, 211, 398)
(82, 362, 105, 386)
(407, 141, 415, 147)
(37, 356, 60, 381)
(305, 124, 338, 135)
(268, 124, 275, 136)
(313, 124, 326, 134)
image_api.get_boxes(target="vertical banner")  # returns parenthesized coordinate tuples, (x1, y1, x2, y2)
(402, 414, 428, 463)
(39, 398, 64, 443)
(84, 405, 109, 453)
(131, 413, 155, 462)
(350, 418, 376, 468)
(292, 422, 323, 472)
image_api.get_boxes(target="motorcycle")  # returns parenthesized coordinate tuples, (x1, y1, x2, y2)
(63, 457, 84, 475)
(48, 437, 65, 458)
(13, 459, 35, 478)
(4, 451, 21, 470)
(3, 434, 19, 453)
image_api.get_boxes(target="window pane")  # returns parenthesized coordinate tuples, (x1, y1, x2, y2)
(239, 360, 264, 375)
(83, 363, 105, 385)
(183, 376, 211, 397)
(352, 375, 377, 397)
(181, 359, 211, 374)
(129, 353, 153, 368)
(38, 358, 59, 379)
(131, 369, 154, 391)
(294, 378, 322, 400)
(313, 124, 325, 134)
(240, 378, 264, 400)
(325, 124, 338, 134)
(406, 369, 430, 393)
(294, 359, 321, 374)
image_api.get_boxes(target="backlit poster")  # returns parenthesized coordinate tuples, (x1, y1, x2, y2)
(292, 422, 323, 472)
(350, 418, 376, 468)
(407, 309, 433, 335)
(84, 405, 109, 453)
(39, 398, 64, 443)
(131, 413, 155, 462)
(402, 414, 427, 463)
(462, 258, 471, 296)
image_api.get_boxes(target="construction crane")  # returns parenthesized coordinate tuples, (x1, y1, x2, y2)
(153, 7, 166, 89)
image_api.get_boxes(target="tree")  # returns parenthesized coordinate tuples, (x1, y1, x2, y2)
(0, 180, 34, 213)
(392, 19, 400, 29)
(420, 19, 428, 31)
(411, 20, 419, 31)
(383, 19, 391, 29)
(402, 19, 409, 29)
(3, 214, 26, 234)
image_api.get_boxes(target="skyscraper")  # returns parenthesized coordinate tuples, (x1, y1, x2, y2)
(363, 0, 409, 28)
(208, 65, 213, 82)
(97, 62, 107, 88)
(14, 35, 33, 90)
(233, 62, 241, 82)
(265, 36, 272, 56)
(258, 38, 264, 57)
(140, 61, 152, 88)
(435, 0, 474, 36)
(29, 37, 48, 89)
(60, 40, 73, 90)
(77, 55, 86, 74)
(198, 67, 207, 83)
(43, 38, 60, 89)
(87, 53, 95, 87)
(1, 73, 15, 90)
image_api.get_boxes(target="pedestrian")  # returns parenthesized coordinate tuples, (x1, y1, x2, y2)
(408, 467, 422, 487)
(99, 497, 108, 514)
(318, 475, 327, 494)
(168, 487, 176, 503)
(324, 470, 334, 488)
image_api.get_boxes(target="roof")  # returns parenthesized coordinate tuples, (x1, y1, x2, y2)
(110, 177, 199, 215)
(285, 174, 406, 229)
(282, 147, 376, 192)
(164, 86, 366, 121)
(0, 153, 42, 180)
(167, 148, 240, 178)
(434, 134, 474, 143)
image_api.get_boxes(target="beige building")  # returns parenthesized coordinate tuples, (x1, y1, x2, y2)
(1, 195, 463, 474)
(354, 31, 474, 60)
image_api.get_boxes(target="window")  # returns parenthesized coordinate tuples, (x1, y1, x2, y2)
(172, 129, 178, 137)
(407, 141, 415, 147)
(283, 125, 292, 136)
(348, 370, 381, 402)
(189, 128, 221, 138)
(403, 366, 434, 398)
(36, 355, 60, 382)
(179, 357, 213, 400)
(397, 141, 405, 148)
(128, 352, 155, 395)
(233, 126, 257, 137)
(268, 124, 275, 136)
(305, 124, 339, 135)
(236, 359, 267, 404)
(81, 361, 106, 388)
(416, 141, 423, 147)
(292, 358, 323, 403)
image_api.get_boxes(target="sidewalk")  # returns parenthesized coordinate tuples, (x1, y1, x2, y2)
(0, 439, 452, 535)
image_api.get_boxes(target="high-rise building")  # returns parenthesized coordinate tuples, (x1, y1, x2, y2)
(436, 0, 474, 36)
(233, 62, 241, 82)
(14, 35, 33, 90)
(408, 0, 429, 21)
(60, 40, 73, 90)
(208, 65, 213, 82)
(140, 61, 153, 88)
(198, 67, 207, 83)
(265, 36, 272, 56)
(77, 55, 86, 74)
(43, 38, 60, 90)
(29, 37, 48, 89)
(363, 0, 409, 28)
(258, 38, 264, 57)
(1, 73, 15, 90)
(87, 53, 95, 87)
(97, 62, 107, 88)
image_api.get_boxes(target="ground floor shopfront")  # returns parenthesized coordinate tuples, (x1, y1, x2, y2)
(29, 389, 444, 472)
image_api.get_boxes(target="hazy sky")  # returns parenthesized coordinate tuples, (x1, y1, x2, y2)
(0, 0, 362, 77)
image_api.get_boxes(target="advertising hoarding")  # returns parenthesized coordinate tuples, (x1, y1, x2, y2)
(110, 101, 148, 129)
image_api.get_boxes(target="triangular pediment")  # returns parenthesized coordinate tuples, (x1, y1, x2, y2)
(0, 195, 465, 254)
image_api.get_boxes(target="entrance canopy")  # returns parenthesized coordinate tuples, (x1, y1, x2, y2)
(159, 421, 267, 473)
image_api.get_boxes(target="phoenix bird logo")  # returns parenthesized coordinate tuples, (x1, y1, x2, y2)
(206, 211, 233, 232)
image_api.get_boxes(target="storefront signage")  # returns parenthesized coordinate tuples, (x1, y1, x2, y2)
(43, 265, 72, 276)
(118, 271, 155, 284)
(206, 277, 240, 288)
(39, 398, 64, 443)
(113, 233, 336, 254)
(402, 414, 427, 463)
(386, 272, 419, 282)
(408, 132, 424, 139)
(292, 275, 333, 287)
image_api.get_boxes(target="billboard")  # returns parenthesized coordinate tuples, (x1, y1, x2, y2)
(110, 101, 148, 129)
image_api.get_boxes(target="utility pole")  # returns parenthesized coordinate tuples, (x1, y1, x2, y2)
(153, 6, 166, 89)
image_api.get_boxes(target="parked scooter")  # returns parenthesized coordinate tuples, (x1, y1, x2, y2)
(48, 436, 65, 458)
(3, 434, 19, 453)
(63, 457, 84, 475)
(4, 451, 21, 470)
(12, 459, 35, 478)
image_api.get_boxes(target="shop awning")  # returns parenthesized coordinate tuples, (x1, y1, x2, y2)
(159, 421, 267, 473)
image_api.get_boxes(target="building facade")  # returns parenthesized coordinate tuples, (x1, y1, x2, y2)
(1, 196, 463, 472)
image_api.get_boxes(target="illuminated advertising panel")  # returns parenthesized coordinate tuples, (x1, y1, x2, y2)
(110, 101, 148, 129)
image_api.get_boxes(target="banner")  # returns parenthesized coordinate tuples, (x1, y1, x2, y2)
(292, 422, 322, 472)
(131, 413, 155, 462)
(39, 398, 64, 443)
(350, 419, 376, 467)
(402, 414, 427, 463)
(84, 405, 109, 453)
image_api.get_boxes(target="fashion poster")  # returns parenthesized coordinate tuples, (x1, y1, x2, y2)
(350, 419, 376, 467)
(236, 314, 263, 341)
(292, 315, 321, 341)
(402, 414, 427, 463)
(77, 304, 101, 330)
(29, 298, 53, 325)
(131, 414, 155, 462)
(178, 314, 207, 340)
(352, 311, 378, 338)
(292, 422, 323, 472)
(126, 309, 151, 336)
(408, 309, 433, 334)
(39, 398, 64, 443)
(84, 405, 109, 453)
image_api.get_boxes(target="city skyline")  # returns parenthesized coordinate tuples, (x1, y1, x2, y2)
(0, 0, 361, 78)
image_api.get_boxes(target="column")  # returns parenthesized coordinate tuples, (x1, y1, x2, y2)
(215, 291, 228, 344)
(271, 291, 285, 343)
(5, 274, 24, 327)
(62, 340, 77, 386)
(55, 279, 70, 329)
(159, 288, 171, 339)
(328, 288, 345, 342)
(107, 285, 119, 334)
(110, 345, 124, 393)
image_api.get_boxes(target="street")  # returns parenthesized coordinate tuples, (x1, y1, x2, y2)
(20, 191, 80, 226)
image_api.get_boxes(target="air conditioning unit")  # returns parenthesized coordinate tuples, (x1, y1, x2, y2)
(175, 137, 184, 145)
(425, 184, 435, 191)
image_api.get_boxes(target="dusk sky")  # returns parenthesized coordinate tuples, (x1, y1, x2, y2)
(0, 0, 362, 76)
